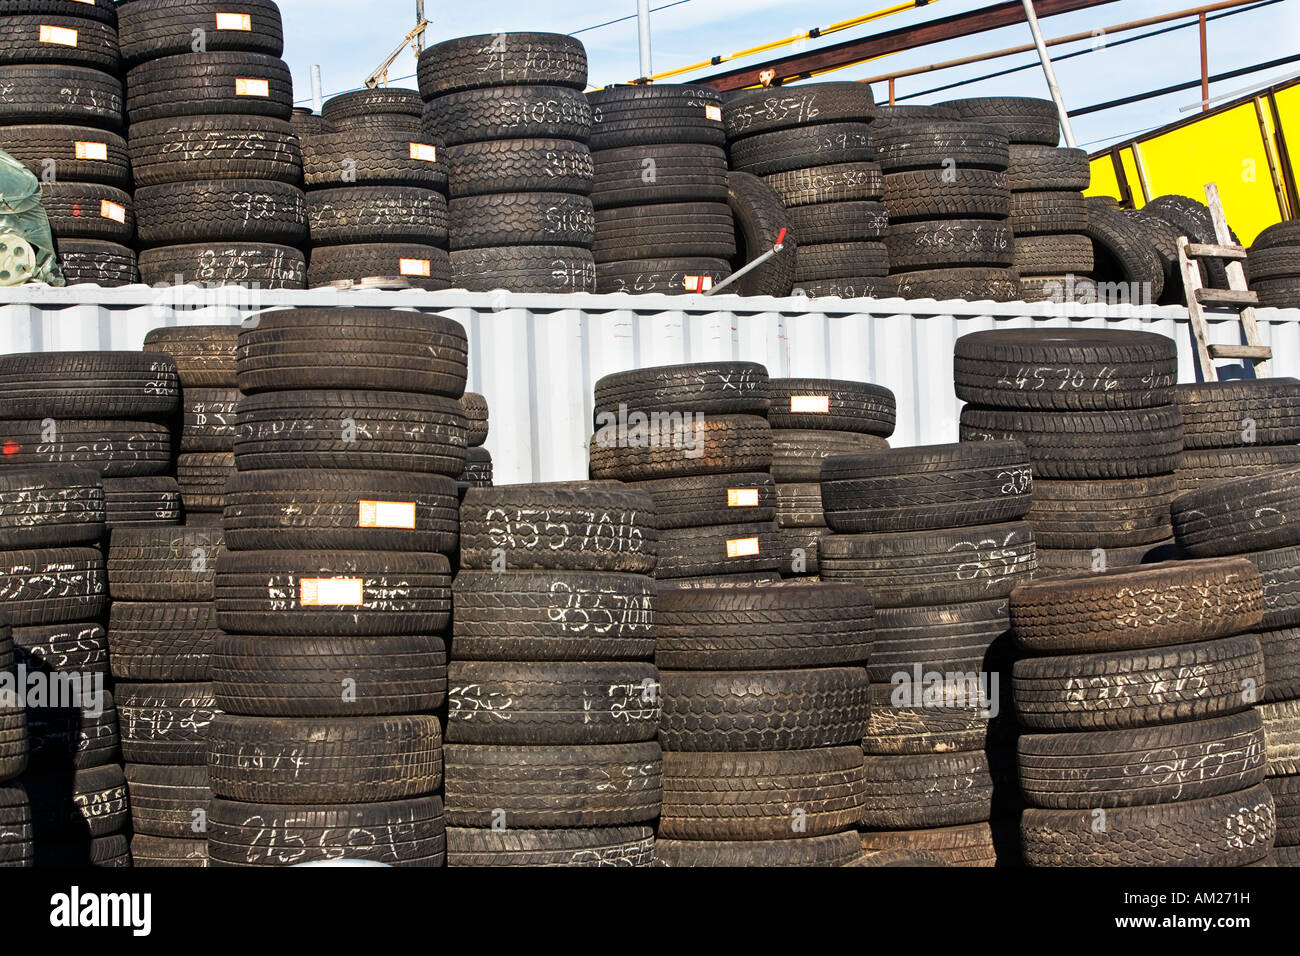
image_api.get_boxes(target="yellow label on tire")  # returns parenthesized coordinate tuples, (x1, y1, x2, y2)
(726, 537, 761, 558)
(74, 141, 108, 161)
(99, 200, 126, 223)
(359, 500, 417, 530)
(300, 578, 364, 606)
(235, 78, 270, 97)
(727, 489, 759, 507)
(39, 25, 78, 46)
(409, 143, 438, 162)
(399, 258, 431, 277)
(216, 12, 253, 30)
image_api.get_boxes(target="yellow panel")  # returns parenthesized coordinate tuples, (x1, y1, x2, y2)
(1087, 155, 1122, 201)
(1120, 148, 1145, 206)
(1274, 84, 1300, 210)
(1135, 103, 1281, 245)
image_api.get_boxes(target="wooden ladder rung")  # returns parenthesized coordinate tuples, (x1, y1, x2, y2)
(1209, 344, 1273, 361)
(1185, 242, 1249, 260)
(1196, 288, 1259, 307)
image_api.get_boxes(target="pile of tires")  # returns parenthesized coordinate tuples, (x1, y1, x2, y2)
(0, 0, 136, 285)
(301, 86, 450, 290)
(419, 32, 596, 293)
(1011, 559, 1275, 866)
(0, 611, 29, 868)
(1247, 221, 1300, 308)
(768, 377, 896, 577)
(1173, 467, 1300, 867)
(143, 324, 241, 523)
(878, 115, 1018, 302)
(107, 526, 222, 867)
(1173, 379, 1300, 491)
(208, 307, 467, 865)
(445, 483, 661, 865)
(119, 0, 306, 288)
(590, 84, 734, 295)
(457, 391, 492, 495)
(727, 83, 885, 299)
(654, 583, 871, 867)
(820, 441, 1035, 866)
(1140, 194, 1242, 303)
(589, 362, 782, 583)
(956, 327, 1184, 575)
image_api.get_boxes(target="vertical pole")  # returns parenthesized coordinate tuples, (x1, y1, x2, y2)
(888, 77, 896, 105)
(311, 64, 324, 114)
(637, 0, 653, 81)
(1199, 11, 1209, 113)
(1020, 0, 1076, 147)
(416, 0, 426, 53)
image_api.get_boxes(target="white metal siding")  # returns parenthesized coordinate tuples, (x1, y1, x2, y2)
(3, 284, 1298, 484)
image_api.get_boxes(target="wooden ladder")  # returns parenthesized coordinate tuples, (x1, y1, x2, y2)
(1178, 183, 1271, 382)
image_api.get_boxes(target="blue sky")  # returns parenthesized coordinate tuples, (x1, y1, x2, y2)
(279, 0, 1300, 152)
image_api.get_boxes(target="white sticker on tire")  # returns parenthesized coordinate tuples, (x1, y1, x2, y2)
(74, 141, 108, 161)
(790, 395, 830, 413)
(216, 12, 253, 30)
(359, 500, 417, 530)
(726, 536, 761, 558)
(300, 578, 364, 606)
(727, 489, 759, 507)
(235, 78, 270, 97)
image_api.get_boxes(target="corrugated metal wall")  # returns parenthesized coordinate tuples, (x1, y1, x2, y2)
(3, 285, 1298, 484)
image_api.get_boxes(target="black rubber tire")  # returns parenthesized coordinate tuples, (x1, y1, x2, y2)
(1174, 467, 1300, 556)
(654, 831, 860, 867)
(116, 681, 219, 765)
(423, 86, 592, 147)
(819, 521, 1036, 608)
(135, 179, 306, 247)
(212, 633, 447, 717)
(223, 469, 458, 554)
(943, 96, 1060, 145)
(321, 88, 423, 127)
(654, 582, 872, 670)
(592, 143, 727, 208)
(131, 835, 208, 867)
(1020, 785, 1275, 867)
(0, 124, 128, 187)
(1244, 544, 1300, 631)
(0, 709, 26, 784)
(727, 170, 797, 296)
(1129, 210, 1184, 304)
(1013, 233, 1094, 276)
(108, 601, 218, 682)
(126, 763, 210, 839)
(448, 192, 592, 250)
(11, 622, 108, 676)
(1174, 379, 1300, 449)
(39, 182, 134, 243)
(885, 219, 1014, 270)
(445, 826, 654, 867)
(106, 526, 223, 601)
(303, 126, 446, 190)
(869, 598, 1011, 684)
(444, 137, 590, 198)
(418, 32, 587, 97)
(793, 275, 899, 298)
(0, 418, 171, 477)
(658, 666, 870, 752)
(1012, 633, 1265, 732)
(215, 550, 451, 637)
(129, 115, 301, 186)
(1083, 197, 1165, 302)
(0, 350, 176, 418)
(309, 184, 448, 246)
(655, 522, 781, 579)
(821, 441, 1032, 533)
(628, 472, 775, 529)
(139, 242, 306, 288)
(874, 121, 1009, 173)
(179, 386, 237, 452)
(125, 52, 293, 124)
(208, 795, 445, 867)
(859, 750, 996, 829)
(794, 241, 889, 280)
(1010, 190, 1087, 235)
(449, 245, 596, 293)
(893, 267, 1021, 301)
(660, 747, 866, 840)
(307, 242, 449, 291)
(24, 764, 128, 839)
(1177, 446, 1300, 492)
(593, 201, 734, 261)
(458, 484, 657, 574)
(788, 200, 886, 246)
(446, 661, 660, 745)
(233, 389, 467, 476)
(0, 468, 104, 550)
(55, 239, 138, 286)
(101, 475, 182, 527)
(1018, 710, 1266, 810)
(1262, 699, 1300, 775)
(0, 64, 123, 130)
(858, 820, 1012, 867)
(1026, 474, 1175, 549)
(143, 324, 238, 388)
(594, 361, 768, 417)
(0, 547, 106, 626)
(765, 162, 883, 207)
(589, 415, 773, 482)
(1144, 194, 1235, 289)
(0, 0, 115, 22)
(1006, 145, 1089, 191)
(770, 429, 888, 483)
(235, 307, 466, 396)
(458, 443, 490, 488)
(723, 83, 875, 140)
(595, 257, 731, 295)
(1251, 221, 1300, 250)
(728, 123, 873, 176)
(1011, 557, 1263, 654)
(443, 743, 661, 828)
(176, 452, 233, 512)
(118, 0, 283, 65)
(883, 168, 1011, 223)
(587, 85, 723, 151)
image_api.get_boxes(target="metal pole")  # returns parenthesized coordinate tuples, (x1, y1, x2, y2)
(637, 0, 653, 81)
(1199, 11, 1209, 112)
(310, 64, 324, 114)
(1020, 0, 1077, 147)
(416, 1, 426, 53)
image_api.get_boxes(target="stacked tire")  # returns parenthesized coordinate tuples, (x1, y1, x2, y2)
(445, 483, 661, 866)
(589, 362, 781, 584)
(768, 377, 896, 578)
(419, 32, 596, 294)
(143, 324, 241, 523)
(119, 0, 306, 289)
(653, 583, 872, 867)
(1247, 221, 1300, 308)
(727, 83, 885, 299)
(0, 0, 136, 286)
(302, 87, 450, 290)
(209, 307, 466, 866)
(819, 441, 1035, 866)
(457, 392, 492, 495)
(1173, 379, 1300, 492)
(1011, 559, 1274, 866)
(1173, 467, 1300, 867)
(956, 328, 1183, 575)
(878, 117, 1017, 302)
(590, 84, 735, 295)
(107, 526, 222, 867)
(1082, 197, 1167, 305)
